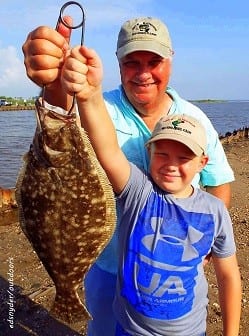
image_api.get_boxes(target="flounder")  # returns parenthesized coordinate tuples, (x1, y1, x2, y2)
(15, 98, 116, 331)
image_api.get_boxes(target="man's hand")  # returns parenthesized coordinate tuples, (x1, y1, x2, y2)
(22, 16, 72, 89)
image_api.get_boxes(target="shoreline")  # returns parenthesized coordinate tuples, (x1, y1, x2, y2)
(0, 105, 34, 111)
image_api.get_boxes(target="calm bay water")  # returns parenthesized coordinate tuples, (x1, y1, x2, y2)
(0, 110, 36, 188)
(194, 100, 249, 135)
(0, 101, 249, 188)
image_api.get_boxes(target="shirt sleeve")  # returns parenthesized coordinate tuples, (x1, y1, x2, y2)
(200, 118, 235, 186)
(211, 205, 236, 257)
(116, 163, 148, 210)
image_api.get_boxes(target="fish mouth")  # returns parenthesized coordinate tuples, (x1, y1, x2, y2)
(43, 143, 67, 157)
(43, 143, 72, 167)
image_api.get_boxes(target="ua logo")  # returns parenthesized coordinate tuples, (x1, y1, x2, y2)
(142, 217, 204, 261)
(135, 261, 187, 297)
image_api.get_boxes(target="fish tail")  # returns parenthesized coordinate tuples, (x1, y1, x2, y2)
(51, 290, 92, 324)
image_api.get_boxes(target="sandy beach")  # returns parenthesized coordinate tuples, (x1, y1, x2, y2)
(206, 137, 249, 335)
(0, 137, 248, 335)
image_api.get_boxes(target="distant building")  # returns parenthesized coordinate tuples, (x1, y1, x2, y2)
(0, 99, 12, 106)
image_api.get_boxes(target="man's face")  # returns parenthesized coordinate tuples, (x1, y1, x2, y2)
(119, 51, 172, 109)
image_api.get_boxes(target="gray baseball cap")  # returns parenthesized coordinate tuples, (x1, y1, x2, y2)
(116, 17, 173, 59)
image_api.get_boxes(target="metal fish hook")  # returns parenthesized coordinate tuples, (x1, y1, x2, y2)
(42, 1, 85, 114)
(56, 1, 85, 46)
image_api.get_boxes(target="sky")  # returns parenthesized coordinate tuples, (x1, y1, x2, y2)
(0, 0, 248, 100)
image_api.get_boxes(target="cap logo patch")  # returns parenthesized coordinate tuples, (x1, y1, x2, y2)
(132, 21, 158, 37)
(171, 118, 184, 129)
(161, 117, 193, 135)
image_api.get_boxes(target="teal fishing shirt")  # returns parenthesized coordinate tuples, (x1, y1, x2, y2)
(95, 86, 234, 274)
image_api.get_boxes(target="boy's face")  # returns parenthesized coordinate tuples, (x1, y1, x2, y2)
(148, 139, 208, 198)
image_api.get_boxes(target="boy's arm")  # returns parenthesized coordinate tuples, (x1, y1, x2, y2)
(212, 254, 241, 336)
(62, 46, 130, 194)
(78, 89, 130, 194)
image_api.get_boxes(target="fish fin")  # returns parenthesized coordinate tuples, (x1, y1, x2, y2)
(51, 291, 91, 324)
(15, 153, 29, 237)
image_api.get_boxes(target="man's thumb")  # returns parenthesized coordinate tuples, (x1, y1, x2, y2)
(57, 15, 72, 44)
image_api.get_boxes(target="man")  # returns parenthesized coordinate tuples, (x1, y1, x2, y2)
(22, 16, 234, 335)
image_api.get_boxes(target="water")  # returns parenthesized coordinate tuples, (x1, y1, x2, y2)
(194, 101, 249, 136)
(0, 110, 36, 188)
(0, 101, 249, 188)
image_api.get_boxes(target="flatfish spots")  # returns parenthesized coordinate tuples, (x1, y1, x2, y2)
(15, 98, 116, 330)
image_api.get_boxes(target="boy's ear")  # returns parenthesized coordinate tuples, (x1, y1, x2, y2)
(198, 155, 209, 172)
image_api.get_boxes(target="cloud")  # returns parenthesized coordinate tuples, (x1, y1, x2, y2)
(0, 45, 38, 98)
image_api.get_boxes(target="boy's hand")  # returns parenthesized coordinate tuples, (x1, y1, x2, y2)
(61, 46, 103, 101)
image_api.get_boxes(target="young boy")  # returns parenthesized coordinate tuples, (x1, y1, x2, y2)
(61, 46, 241, 336)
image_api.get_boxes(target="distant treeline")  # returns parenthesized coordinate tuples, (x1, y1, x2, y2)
(189, 99, 226, 103)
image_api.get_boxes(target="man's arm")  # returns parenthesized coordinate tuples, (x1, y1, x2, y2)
(213, 254, 241, 336)
(61, 46, 130, 194)
(206, 183, 232, 208)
